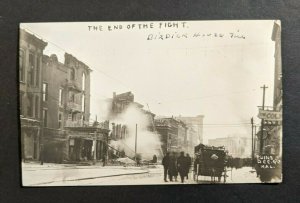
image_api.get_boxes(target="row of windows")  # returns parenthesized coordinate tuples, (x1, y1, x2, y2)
(19, 49, 41, 87)
(42, 110, 86, 129)
(19, 92, 40, 118)
(42, 82, 85, 111)
(42, 109, 74, 129)
(20, 50, 87, 92)
(70, 68, 86, 91)
(42, 109, 62, 129)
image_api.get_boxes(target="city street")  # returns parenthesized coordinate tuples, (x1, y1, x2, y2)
(22, 162, 260, 186)
(19, 21, 282, 186)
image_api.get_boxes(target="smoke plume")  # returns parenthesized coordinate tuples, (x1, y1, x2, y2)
(108, 104, 162, 160)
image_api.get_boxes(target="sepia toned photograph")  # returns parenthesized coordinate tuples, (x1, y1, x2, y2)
(19, 20, 282, 186)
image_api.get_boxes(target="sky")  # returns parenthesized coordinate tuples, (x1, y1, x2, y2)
(21, 20, 277, 144)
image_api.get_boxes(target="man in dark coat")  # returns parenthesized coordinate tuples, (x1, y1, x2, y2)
(186, 153, 192, 179)
(102, 155, 106, 167)
(177, 151, 188, 183)
(168, 152, 178, 181)
(152, 154, 157, 164)
(162, 152, 170, 182)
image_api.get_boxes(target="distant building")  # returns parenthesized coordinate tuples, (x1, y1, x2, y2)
(155, 117, 188, 155)
(19, 29, 47, 161)
(208, 136, 251, 158)
(176, 115, 204, 155)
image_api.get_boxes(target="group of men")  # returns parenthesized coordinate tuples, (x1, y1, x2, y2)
(162, 151, 192, 183)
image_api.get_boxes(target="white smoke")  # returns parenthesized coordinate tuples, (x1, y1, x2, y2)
(108, 104, 162, 160)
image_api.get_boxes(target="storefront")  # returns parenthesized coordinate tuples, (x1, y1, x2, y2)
(20, 117, 40, 161)
(42, 128, 67, 163)
(66, 127, 109, 162)
(257, 109, 282, 156)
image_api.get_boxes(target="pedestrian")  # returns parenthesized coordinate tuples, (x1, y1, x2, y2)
(40, 145, 44, 165)
(186, 153, 192, 180)
(136, 154, 141, 166)
(102, 155, 106, 166)
(193, 155, 200, 180)
(174, 152, 179, 181)
(162, 152, 170, 182)
(168, 152, 177, 181)
(177, 151, 188, 183)
(152, 154, 157, 164)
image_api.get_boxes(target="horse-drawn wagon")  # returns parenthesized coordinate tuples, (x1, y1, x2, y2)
(193, 144, 228, 183)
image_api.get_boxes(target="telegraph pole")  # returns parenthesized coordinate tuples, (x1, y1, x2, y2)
(254, 125, 257, 156)
(260, 85, 268, 154)
(134, 124, 138, 165)
(135, 124, 137, 156)
(251, 117, 254, 167)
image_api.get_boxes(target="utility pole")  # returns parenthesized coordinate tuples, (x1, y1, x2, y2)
(135, 124, 137, 156)
(251, 117, 254, 168)
(93, 130, 97, 165)
(260, 85, 268, 154)
(134, 123, 138, 165)
(254, 125, 257, 156)
(105, 125, 110, 166)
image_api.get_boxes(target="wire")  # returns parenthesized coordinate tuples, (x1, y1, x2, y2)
(20, 26, 133, 90)
(21, 26, 263, 106)
(21, 26, 150, 108)
(20, 26, 267, 130)
(148, 89, 258, 104)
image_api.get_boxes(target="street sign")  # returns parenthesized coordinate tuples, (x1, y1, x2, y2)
(258, 109, 282, 121)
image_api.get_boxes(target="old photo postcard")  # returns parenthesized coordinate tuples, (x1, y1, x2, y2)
(19, 20, 282, 186)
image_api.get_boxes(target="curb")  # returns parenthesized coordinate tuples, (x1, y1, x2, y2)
(28, 171, 149, 186)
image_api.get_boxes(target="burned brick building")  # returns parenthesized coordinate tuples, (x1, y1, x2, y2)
(19, 29, 47, 161)
(108, 91, 156, 141)
(41, 53, 109, 163)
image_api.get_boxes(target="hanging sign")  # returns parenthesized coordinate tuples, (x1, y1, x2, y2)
(258, 109, 282, 121)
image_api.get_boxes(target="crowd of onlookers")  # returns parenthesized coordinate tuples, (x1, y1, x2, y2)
(162, 152, 192, 183)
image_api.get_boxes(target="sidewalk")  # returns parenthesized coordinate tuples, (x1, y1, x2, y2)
(22, 162, 149, 186)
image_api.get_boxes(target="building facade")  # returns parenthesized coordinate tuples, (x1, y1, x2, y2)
(176, 115, 204, 155)
(256, 21, 282, 156)
(41, 53, 109, 163)
(155, 117, 188, 155)
(42, 53, 91, 129)
(208, 136, 251, 158)
(270, 20, 282, 156)
(19, 29, 47, 161)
